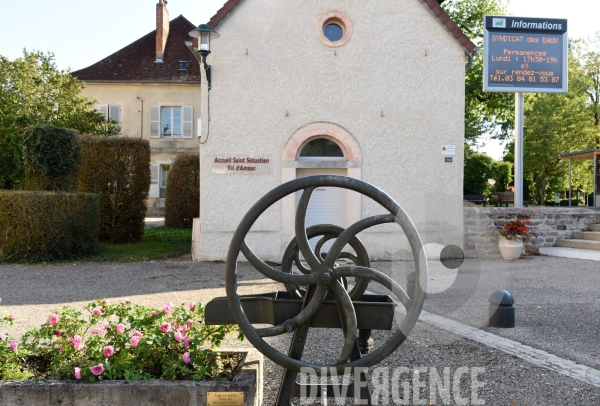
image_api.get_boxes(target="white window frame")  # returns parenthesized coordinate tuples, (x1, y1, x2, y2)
(150, 105, 193, 139)
(98, 104, 122, 135)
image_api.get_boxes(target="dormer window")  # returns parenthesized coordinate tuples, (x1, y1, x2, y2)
(179, 61, 189, 70)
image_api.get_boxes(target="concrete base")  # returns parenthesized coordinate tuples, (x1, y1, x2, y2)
(0, 349, 262, 406)
(539, 246, 600, 262)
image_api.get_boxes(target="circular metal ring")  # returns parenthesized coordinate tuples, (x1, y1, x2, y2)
(281, 224, 371, 299)
(226, 175, 427, 374)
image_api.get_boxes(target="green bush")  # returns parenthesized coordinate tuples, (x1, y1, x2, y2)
(22, 125, 81, 191)
(78, 137, 150, 243)
(464, 152, 496, 196)
(164, 153, 199, 228)
(0, 191, 100, 262)
(493, 161, 513, 192)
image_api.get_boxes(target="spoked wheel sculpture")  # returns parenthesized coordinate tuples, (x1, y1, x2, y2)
(206, 175, 428, 405)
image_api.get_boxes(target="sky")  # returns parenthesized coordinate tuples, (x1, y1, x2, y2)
(1, 0, 597, 160)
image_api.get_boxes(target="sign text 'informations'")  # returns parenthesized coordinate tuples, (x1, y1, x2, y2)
(484, 16, 568, 93)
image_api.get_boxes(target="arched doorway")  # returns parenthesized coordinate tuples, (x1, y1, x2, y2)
(280, 122, 362, 254)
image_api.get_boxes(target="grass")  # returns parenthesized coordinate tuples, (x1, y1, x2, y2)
(88, 226, 192, 262)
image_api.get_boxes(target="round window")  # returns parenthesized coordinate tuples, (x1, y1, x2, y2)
(316, 11, 352, 47)
(323, 23, 343, 42)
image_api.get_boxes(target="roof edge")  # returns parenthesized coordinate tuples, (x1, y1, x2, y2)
(207, 0, 476, 56)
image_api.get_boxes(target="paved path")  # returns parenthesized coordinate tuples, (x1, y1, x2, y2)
(1, 256, 599, 404)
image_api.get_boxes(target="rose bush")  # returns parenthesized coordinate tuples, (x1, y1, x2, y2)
(0, 298, 242, 382)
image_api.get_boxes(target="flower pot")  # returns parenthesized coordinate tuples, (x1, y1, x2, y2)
(498, 237, 523, 260)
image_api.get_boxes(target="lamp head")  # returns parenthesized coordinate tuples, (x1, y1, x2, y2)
(189, 24, 220, 54)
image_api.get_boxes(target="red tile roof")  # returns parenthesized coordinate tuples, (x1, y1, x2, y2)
(208, 0, 476, 55)
(72, 16, 201, 83)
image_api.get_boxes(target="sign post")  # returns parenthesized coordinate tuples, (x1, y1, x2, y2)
(484, 15, 568, 207)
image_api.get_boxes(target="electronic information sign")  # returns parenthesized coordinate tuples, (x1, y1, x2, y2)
(484, 15, 568, 93)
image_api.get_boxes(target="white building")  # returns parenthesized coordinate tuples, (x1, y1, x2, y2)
(194, 0, 476, 262)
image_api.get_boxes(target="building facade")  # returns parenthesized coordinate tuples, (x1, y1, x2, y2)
(193, 0, 476, 262)
(72, 1, 201, 215)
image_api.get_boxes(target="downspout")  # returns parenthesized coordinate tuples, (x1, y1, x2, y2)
(465, 47, 478, 71)
(137, 97, 144, 138)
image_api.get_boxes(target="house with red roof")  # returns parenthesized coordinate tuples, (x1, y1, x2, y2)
(73, 0, 201, 215)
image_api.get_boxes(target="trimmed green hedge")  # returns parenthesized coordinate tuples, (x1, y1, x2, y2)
(22, 125, 81, 192)
(78, 137, 150, 243)
(0, 191, 100, 262)
(164, 153, 199, 228)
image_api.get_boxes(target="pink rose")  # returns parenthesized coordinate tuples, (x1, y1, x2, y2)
(130, 336, 140, 347)
(134, 330, 144, 337)
(188, 302, 195, 310)
(124, 298, 131, 304)
(92, 308, 102, 316)
(103, 322, 109, 330)
(9, 340, 18, 351)
(150, 311, 158, 316)
(10, 316, 14, 321)
(186, 320, 193, 328)
(103, 346, 114, 357)
(69, 335, 84, 351)
(116, 323, 125, 334)
(181, 325, 188, 335)
(182, 352, 191, 363)
(174, 332, 183, 342)
(183, 337, 191, 348)
(0, 333, 5, 341)
(55, 329, 62, 338)
(163, 302, 173, 314)
(47, 313, 60, 326)
(74, 367, 82, 380)
(91, 328, 103, 335)
(90, 364, 104, 376)
(160, 322, 172, 333)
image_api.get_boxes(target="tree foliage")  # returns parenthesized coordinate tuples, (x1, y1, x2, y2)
(464, 149, 497, 195)
(444, 0, 514, 142)
(0, 50, 118, 189)
(22, 125, 81, 192)
(164, 153, 200, 229)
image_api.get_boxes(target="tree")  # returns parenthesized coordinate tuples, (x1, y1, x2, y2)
(571, 32, 600, 147)
(444, 0, 515, 142)
(0, 50, 118, 189)
(523, 91, 594, 205)
(464, 149, 497, 196)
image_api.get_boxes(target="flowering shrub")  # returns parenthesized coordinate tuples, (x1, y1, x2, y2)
(0, 298, 242, 382)
(493, 218, 533, 241)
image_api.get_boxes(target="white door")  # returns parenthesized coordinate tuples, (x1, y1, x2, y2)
(296, 169, 346, 256)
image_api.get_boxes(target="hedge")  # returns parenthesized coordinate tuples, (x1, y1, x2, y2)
(78, 137, 150, 243)
(22, 125, 81, 191)
(164, 153, 199, 228)
(0, 191, 100, 262)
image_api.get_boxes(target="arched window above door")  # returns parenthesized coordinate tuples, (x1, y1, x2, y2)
(298, 138, 344, 158)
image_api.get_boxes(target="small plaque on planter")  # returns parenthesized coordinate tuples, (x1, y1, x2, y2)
(207, 392, 244, 405)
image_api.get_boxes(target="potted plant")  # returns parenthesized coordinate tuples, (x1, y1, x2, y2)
(493, 218, 532, 260)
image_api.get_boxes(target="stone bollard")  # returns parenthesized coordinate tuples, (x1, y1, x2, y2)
(488, 290, 515, 328)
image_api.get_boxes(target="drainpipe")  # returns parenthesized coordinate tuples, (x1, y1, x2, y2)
(137, 97, 144, 138)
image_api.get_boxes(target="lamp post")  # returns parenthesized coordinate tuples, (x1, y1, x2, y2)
(186, 24, 220, 90)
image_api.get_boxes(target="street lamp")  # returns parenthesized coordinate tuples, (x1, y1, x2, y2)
(186, 24, 220, 90)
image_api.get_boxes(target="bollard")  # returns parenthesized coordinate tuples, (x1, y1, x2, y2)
(488, 290, 515, 328)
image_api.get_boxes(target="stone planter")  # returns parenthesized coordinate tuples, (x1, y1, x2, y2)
(498, 237, 523, 260)
(0, 349, 262, 406)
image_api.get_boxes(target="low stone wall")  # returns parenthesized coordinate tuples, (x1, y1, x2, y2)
(0, 349, 262, 406)
(464, 206, 600, 258)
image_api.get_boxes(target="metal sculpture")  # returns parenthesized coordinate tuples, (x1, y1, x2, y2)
(205, 175, 428, 405)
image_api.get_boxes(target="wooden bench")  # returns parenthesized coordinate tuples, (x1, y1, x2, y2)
(463, 195, 487, 206)
(491, 192, 530, 207)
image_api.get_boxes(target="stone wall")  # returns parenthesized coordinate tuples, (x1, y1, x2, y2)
(464, 206, 600, 258)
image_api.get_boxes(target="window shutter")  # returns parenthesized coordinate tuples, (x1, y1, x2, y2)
(109, 105, 121, 135)
(182, 106, 193, 138)
(98, 105, 108, 119)
(149, 164, 160, 198)
(150, 106, 160, 138)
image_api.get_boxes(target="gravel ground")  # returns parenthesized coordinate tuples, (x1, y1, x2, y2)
(1, 255, 599, 405)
